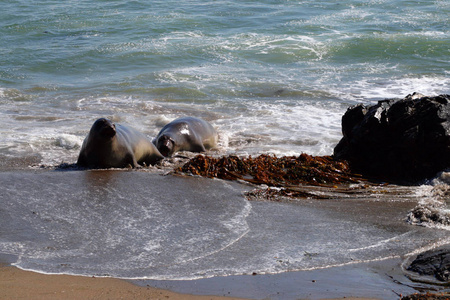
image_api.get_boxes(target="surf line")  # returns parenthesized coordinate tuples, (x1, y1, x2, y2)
(348, 232, 415, 252)
(178, 199, 252, 265)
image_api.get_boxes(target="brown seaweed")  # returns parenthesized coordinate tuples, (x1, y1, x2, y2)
(174, 154, 364, 200)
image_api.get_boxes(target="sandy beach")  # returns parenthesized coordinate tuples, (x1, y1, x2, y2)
(0, 265, 247, 300)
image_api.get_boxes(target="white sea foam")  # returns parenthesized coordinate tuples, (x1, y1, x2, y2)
(0, 80, 447, 168)
(215, 99, 345, 156)
(407, 172, 450, 231)
(54, 134, 82, 150)
(348, 232, 414, 252)
(335, 75, 450, 102)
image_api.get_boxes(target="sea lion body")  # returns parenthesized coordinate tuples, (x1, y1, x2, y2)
(77, 118, 163, 168)
(155, 117, 217, 157)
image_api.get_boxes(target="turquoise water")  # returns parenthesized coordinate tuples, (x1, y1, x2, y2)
(1, 0, 449, 164)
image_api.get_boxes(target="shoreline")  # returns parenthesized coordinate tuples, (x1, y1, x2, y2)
(2, 255, 447, 300)
(1, 167, 449, 299)
(132, 256, 446, 300)
(0, 263, 392, 300)
(4, 257, 446, 300)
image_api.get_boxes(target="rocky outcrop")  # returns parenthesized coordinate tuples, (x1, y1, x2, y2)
(402, 292, 450, 300)
(406, 246, 450, 283)
(334, 93, 450, 183)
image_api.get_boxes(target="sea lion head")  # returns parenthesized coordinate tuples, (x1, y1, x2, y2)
(91, 118, 116, 139)
(156, 135, 174, 157)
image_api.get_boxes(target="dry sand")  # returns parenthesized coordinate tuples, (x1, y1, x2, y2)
(0, 265, 247, 300)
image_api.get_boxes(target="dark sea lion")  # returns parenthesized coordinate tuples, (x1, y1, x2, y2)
(155, 117, 218, 157)
(77, 118, 163, 168)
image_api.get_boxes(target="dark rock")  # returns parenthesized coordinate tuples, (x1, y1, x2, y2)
(407, 246, 450, 282)
(402, 293, 450, 300)
(334, 93, 450, 183)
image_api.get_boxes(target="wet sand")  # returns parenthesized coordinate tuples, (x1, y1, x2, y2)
(0, 261, 422, 300)
(1, 166, 449, 299)
(136, 256, 449, 299)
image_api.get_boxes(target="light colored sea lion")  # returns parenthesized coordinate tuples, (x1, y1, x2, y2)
(77, 118, 163, 168)
(154, 117, 218, 157)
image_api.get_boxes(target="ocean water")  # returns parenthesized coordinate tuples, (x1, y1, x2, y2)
(1, 0, 450, 286)
(1, 0, 449, 164)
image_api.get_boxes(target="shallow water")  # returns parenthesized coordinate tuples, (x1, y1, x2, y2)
(0, 169, 449, 283)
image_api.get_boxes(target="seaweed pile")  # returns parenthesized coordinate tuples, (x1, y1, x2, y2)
(175, 153, 360, 186)
(174, 154, 364, 200)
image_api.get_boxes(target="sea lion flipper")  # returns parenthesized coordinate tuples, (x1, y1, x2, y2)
(139, 152, 164, 166)
(189, 143, 206, 153)
(125, 153, 139, 168)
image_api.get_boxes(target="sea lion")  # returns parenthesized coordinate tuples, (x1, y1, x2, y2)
(154, 117, 218, 157)
(77, 118, 163, 168)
